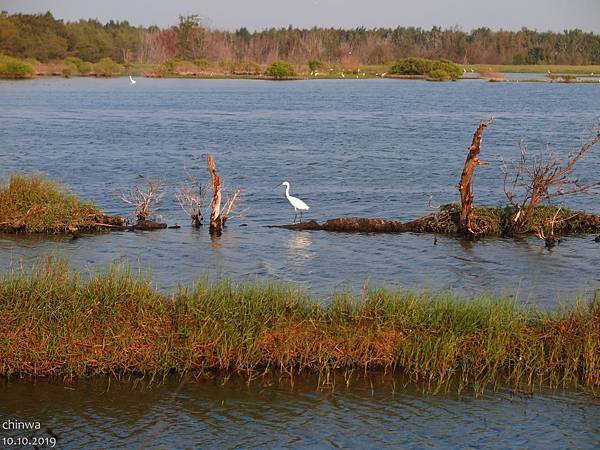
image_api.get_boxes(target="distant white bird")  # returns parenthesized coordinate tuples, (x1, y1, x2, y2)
(381, 72, 387, 77)
(340, 72, 345, 78)
(314, 72, 319, 76)
(129, 75, 137, 84)
(280, 181, 309, 222)
(463, 68, 467, 73)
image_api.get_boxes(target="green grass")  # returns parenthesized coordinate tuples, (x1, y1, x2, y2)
(0, 261, 598, 394)
(0, 174, 119, 233)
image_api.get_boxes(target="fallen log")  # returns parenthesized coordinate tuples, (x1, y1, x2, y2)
(269, 205, 600, 236)
(132, 219, 167, 231)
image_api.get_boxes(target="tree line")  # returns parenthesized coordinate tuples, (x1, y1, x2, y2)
(1, 11, 599, 66)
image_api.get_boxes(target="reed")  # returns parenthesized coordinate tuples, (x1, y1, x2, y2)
(0, 261, 597, 394)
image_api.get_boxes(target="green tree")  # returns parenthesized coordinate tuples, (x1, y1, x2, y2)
(176, 15, 206, 60)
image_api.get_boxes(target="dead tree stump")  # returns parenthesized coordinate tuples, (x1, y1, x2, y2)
(458, 118, 492, 235)
(207, 154, 222, 235)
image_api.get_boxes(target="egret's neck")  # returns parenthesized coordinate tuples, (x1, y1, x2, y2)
(285, 184, 290, 199)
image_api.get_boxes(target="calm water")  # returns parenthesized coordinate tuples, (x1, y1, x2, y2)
(0, 376, 598, 449)
(1, 77, 600, 304)
(1, 78, 600, 448)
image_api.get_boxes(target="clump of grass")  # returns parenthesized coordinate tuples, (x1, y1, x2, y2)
(0, 261, 598, 394)
(0, 174, 122, 233)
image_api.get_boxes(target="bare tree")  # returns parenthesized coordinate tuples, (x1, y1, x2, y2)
(175, 171, 206, 227)
(119, 179, 164, 222)
(206, 154, 243, 235)
(458, 118, 492, 235)
(502, 127, 600, 234)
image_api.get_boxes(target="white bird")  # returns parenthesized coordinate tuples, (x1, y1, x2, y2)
(381, 72, 387, 77)
(280, 181, 309, 222)
(129, 75, 137, 84)
(340, 72, 345, 78)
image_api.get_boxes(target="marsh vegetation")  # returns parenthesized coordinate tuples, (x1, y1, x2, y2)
(0, 261, 598, 394)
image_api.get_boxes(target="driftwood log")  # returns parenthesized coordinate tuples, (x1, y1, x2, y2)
(273, 218, 405, 232)
(458, 118, 492, 235)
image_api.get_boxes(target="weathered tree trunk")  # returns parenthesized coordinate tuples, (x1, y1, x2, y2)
(207, 153, 222, 235)
(458, 119, 492, 234)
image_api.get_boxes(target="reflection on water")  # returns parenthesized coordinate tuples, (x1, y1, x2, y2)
(0, 376, 598, 449)
(1, 78, 600, 305)
(287, 231, 313, 255)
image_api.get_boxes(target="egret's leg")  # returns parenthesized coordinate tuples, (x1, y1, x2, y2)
(293, 211, 297, 223)
(299, 211, 303, 222)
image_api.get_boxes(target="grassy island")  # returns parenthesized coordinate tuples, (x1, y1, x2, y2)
(0, 262, 598, 394)
(0, 174, 123, 234)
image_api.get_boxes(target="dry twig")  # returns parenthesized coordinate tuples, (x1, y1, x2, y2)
(119, 179, 164, 221)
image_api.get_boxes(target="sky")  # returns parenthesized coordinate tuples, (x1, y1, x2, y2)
(1, 0, 599, 32)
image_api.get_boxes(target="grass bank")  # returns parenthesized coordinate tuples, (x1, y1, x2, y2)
(0, 261, 598, 394)
(0, 174, 123, 233)
(470, 64, 600, 75)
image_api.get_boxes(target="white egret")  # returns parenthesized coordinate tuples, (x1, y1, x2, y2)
(280, 181, 309, 222)
(129, 75, 137, 84)
(381, 72, 387, 77)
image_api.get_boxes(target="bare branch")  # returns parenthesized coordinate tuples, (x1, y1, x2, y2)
(502, 127, 600, 234)
(175, 169, 206, 227)
(119, 179, 164, 221)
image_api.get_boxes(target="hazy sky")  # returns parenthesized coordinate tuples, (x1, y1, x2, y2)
(1, 0, 599, 32)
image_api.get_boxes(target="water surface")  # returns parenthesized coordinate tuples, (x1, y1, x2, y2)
(1, 377, 598, 449)
(1, 77, 600, 304)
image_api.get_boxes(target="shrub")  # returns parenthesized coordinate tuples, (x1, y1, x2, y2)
(432, 59, 463, 79)
(308, 59, 324, 72)
(427, 69, 450, 81)
(0, 54, 34, 79)
(391, 57, 462, 80)
(65, 56, 92, 75)
(163, 58, 180, 73)
(390, 57, 434, 75)
(193, 58, 209, 68)
(265, 60, 296, 79)
(94, 57, 122, 77)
